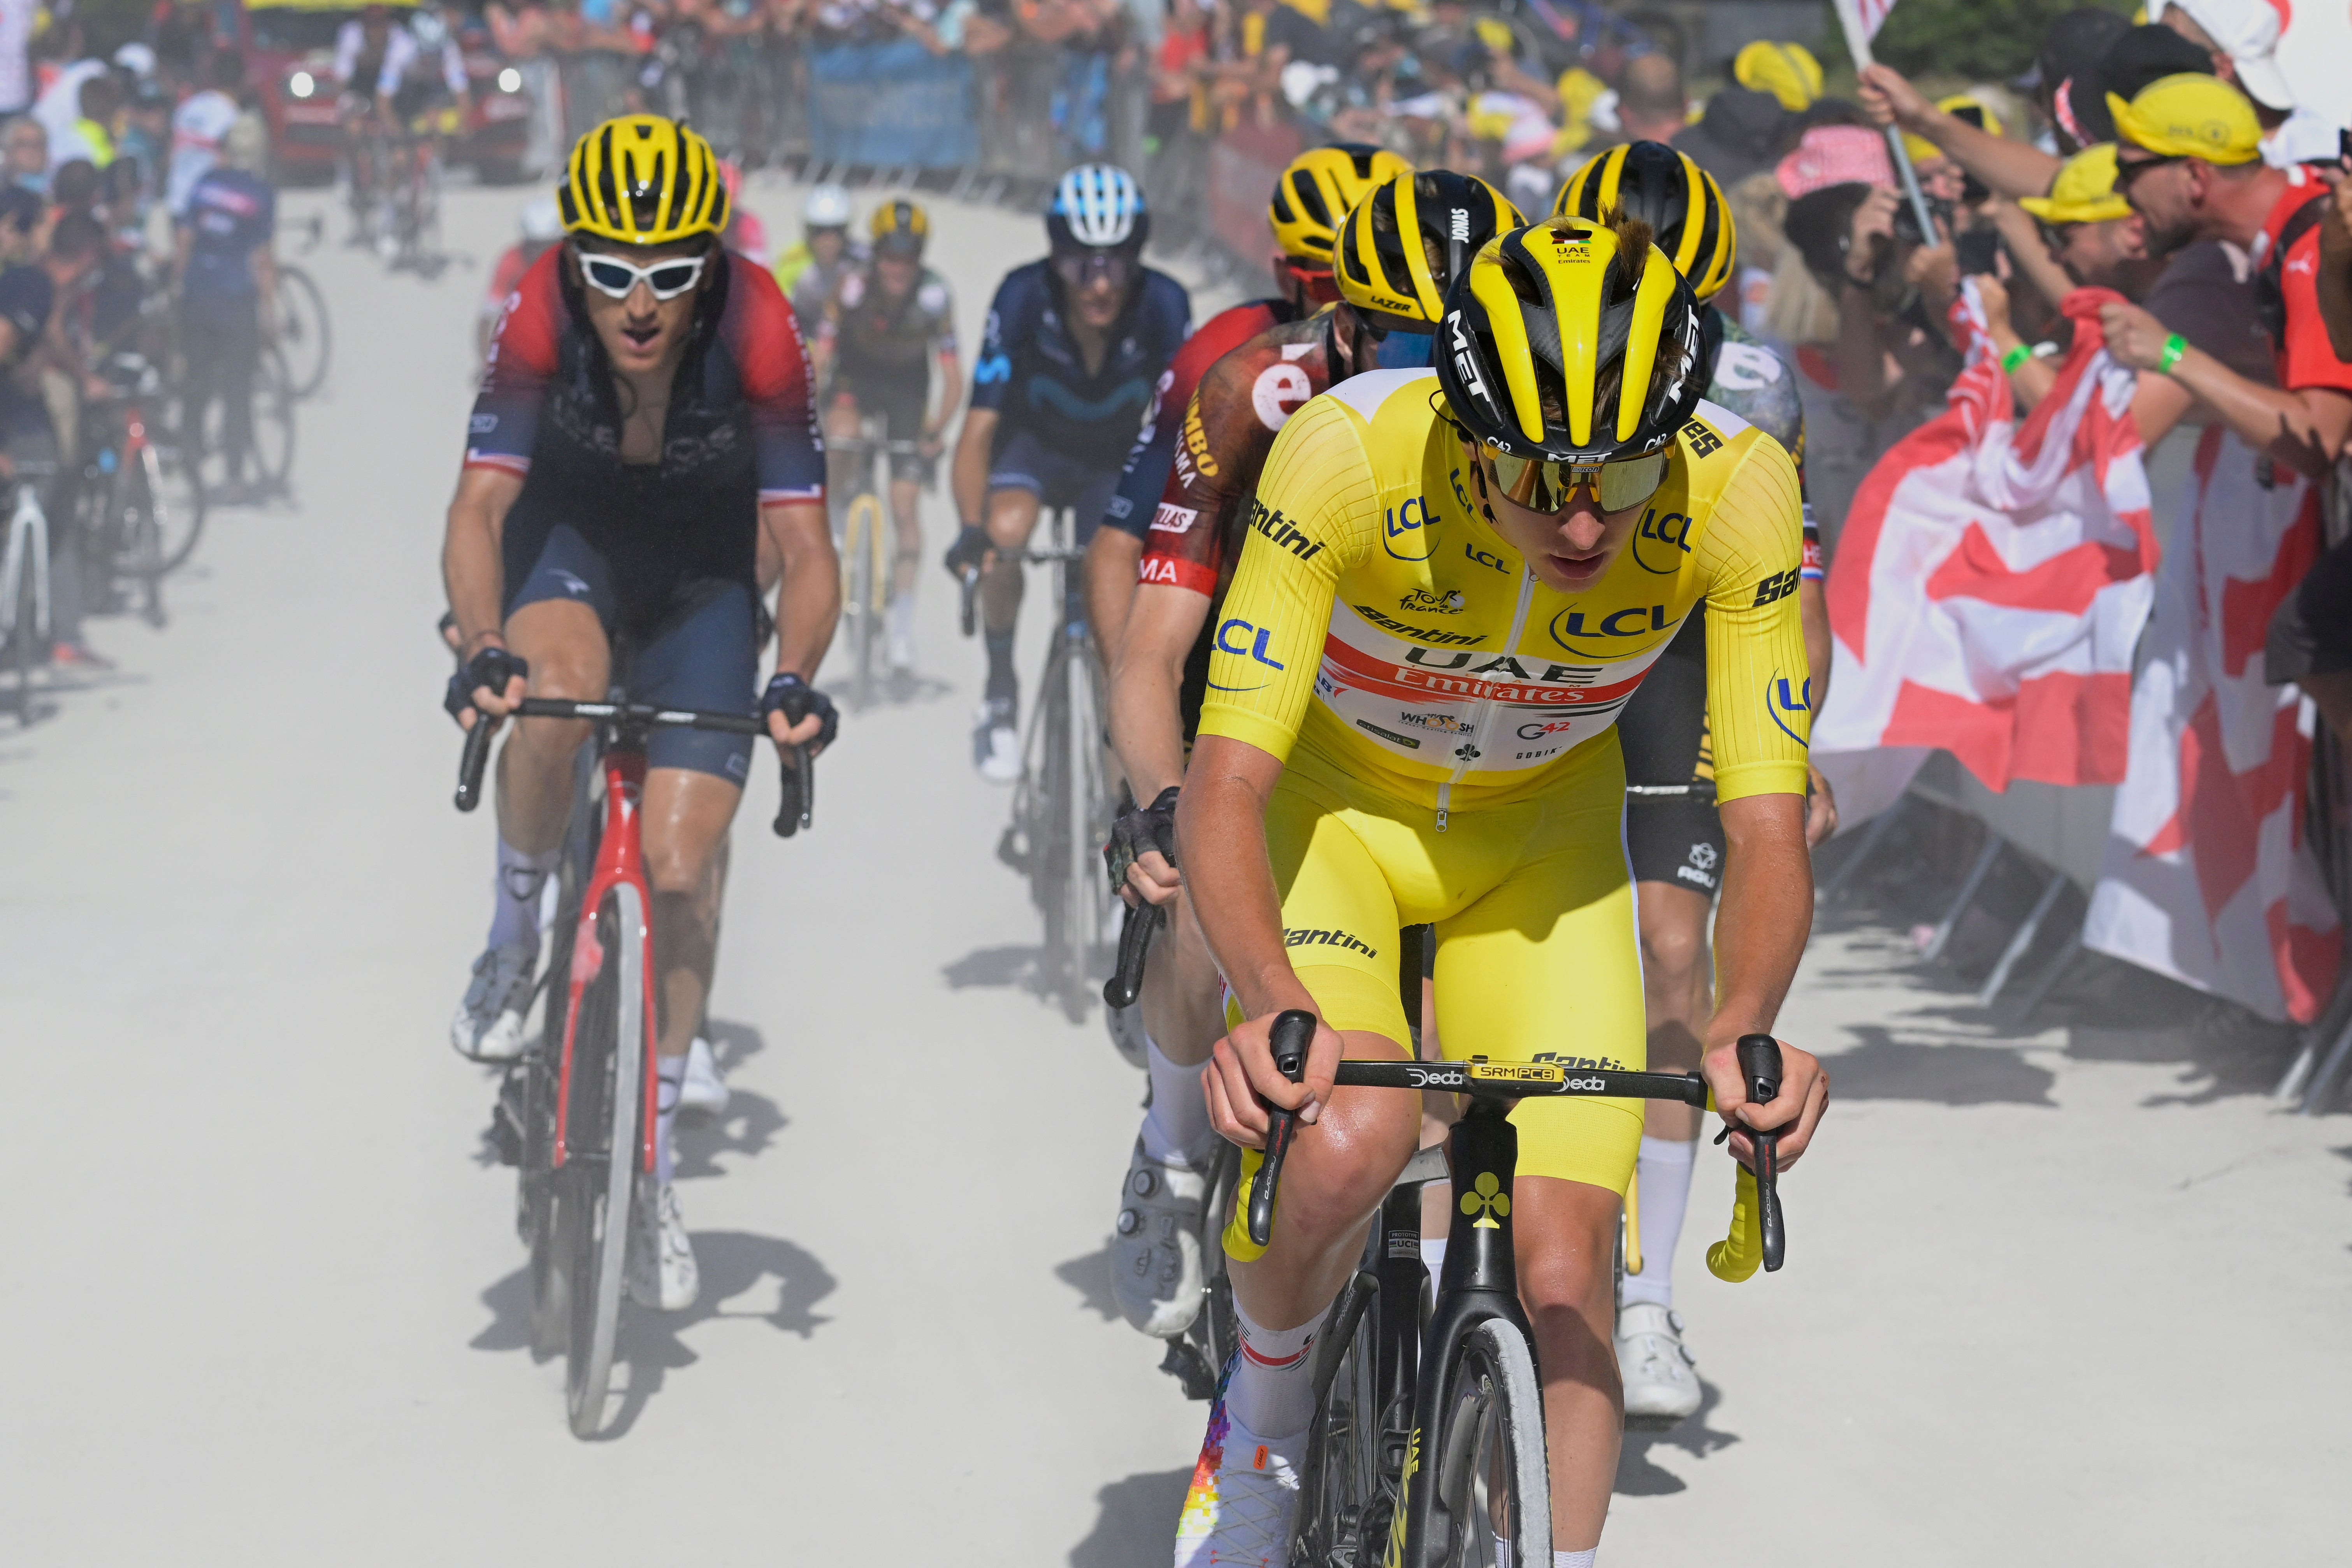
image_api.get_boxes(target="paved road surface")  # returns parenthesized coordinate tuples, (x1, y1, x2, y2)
(2, 182, 2344, 1565)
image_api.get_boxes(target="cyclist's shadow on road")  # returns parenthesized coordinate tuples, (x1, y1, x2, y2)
(672, 1018, 789, 1179)
(1069, 1469, 1190, 1567)
(1615, 1380, 1739, 1494)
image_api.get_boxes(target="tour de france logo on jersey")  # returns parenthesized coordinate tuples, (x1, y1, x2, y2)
(1765, 668, 1813, 744)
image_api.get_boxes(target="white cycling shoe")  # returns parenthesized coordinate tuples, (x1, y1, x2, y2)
(1616, 1301, 1702, 1425)
(1111, 1138, 1205, 1337)
(628, 1181, 700, 1312)
(1173, 1393, 1303, 1568)
(451, 943, 537, 1062)
(680, 1035, 730, 1116)
(973, 699, 1021, 783)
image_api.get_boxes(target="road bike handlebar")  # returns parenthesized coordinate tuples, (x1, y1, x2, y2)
(824, 436, 926, 454)
(1242, 1011, 1788, 1276)
(1103, 900, 1163, 1009)
(453, 696, 814, 838)
(1624, 783, 1715, 800)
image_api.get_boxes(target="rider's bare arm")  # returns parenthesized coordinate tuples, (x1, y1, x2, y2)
(443, 464, 523, 658)
(1086, 527, 1142, 673)
(927, 346, 961, 444)
(1709, 793, 1828, 1164)
(950, 406, 997, 524)
(1110, 581, 1211, 806)
(764, 498, 838, 660)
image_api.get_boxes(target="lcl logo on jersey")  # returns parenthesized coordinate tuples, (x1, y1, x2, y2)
(1382, 494, 1437, 562)
(1548, 604, 1672, 654)
(1766, 670, 1812, 744)
(1216, 618, 1286, 669)
(1628, 507, 1695, 575)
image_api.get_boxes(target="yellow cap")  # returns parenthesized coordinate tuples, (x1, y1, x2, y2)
(1904, 94, 2006, 168)
(1733, 40, 1822, 112)
(2108, 72, 2261, 165)
(2018, 142, 2133, 223)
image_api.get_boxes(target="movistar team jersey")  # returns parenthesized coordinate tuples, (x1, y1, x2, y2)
(1198, 369, 1811, 815)
(968, 259, 1192, 465)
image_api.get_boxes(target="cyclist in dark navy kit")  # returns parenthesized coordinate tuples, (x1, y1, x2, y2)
(440, 117, 838, 1316)
(944, 163, 1190, 781)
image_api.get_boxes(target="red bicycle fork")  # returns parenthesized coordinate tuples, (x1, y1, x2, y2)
(551, 748, 660, 1176)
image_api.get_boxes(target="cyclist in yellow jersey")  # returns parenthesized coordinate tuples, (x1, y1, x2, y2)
(1170, 216, 1831, 1568)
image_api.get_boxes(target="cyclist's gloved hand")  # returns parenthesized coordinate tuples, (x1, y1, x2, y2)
(1104, 785, 1182, 901)
(444, 646, 529, 723)
(944, 522, 990, 579)
(761, 671, 840, 754)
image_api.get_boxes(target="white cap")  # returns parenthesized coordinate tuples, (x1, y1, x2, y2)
(2150, 0, 2296, 112)
(520, 197, 562, 243)
(111, 42, 156, 78)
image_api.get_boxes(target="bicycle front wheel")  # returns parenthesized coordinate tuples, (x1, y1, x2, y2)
(273, 265, 332, 398)
(841, 492, 882, 706)
(1430, 1319, 1551, 1568)
(562, 884, 648, 1439)
(142, 434, 206, 574)
(249, 349, 297, 490)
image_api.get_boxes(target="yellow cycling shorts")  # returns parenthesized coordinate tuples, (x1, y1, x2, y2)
(1260, 736, 1648, 1196)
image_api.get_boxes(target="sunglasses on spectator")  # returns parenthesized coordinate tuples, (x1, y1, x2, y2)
(1052, 251, 1132, 289)
(2111, 154, 2187, 196)
(1480, 445, 1669, 513)
(576, 250, 708, 302)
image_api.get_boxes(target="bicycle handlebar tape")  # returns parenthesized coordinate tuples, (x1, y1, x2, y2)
(1705, 1164, 1765, 1283)
(454, 716, 494, 812)
(1102, 901, 1163, 1009)
(773, 746, 813, 838)
(1242, 1009, 1317, 1251)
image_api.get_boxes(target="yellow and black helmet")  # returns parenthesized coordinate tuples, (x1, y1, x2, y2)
(1336, 169, 1526, 334)
(1437, 217, 1705, 461)
(559, 114, 728, 246)
(1268, 142, 1410, 266)
(1555, 141, 1737, 304)
(871, 197, 930, 256)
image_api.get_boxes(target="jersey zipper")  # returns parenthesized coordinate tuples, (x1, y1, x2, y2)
(1435, 563, 1538, 833)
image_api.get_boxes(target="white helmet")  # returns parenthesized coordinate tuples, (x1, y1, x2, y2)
(520, 196, 562, 244)
(1048, 164, 1146, 251)
(410, 9, 448, 47)
(803, 183, 853, 230)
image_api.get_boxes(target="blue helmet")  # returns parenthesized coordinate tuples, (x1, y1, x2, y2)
(1047, 164, 1147, 253)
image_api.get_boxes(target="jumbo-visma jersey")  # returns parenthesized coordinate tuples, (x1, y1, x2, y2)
(1197, 369, 1811, 816)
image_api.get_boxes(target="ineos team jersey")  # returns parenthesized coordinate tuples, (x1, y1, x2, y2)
(1198, 369, 1811, 817)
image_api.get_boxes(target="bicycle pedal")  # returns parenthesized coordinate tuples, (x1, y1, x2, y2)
(1158, 1338, 1218, 1401)
(995, 825, 1031, 873)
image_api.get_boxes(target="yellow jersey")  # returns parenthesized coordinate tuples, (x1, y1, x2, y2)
(1197, 369, 1811, 818)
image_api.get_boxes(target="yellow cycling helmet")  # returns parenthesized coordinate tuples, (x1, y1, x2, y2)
(1437, 216, 1704, 461)
(1555, 140, 1737, 305)
(1268, 142, 1410, 266)
(1336, 169, 1526, 334)
(871, 197, 930, 255)
(559, 114, 729, 247)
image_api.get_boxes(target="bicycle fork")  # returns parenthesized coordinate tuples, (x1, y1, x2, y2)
(552, 746, 660, 1179)
(2, 494, 50, 644)
(1393, 1101, 1534, 1568)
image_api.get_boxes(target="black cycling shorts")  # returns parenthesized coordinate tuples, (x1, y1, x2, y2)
(988, 425, 1120, 543)
(1615, 613, 1723, 895)
(2268, 533, 2352, 685)
(505, 523, 761, 784)
(831, 365, 936, 485)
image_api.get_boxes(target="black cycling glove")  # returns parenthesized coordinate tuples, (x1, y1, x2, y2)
(444, 646, 530, 721)
(760, 672, 840, 752)
(944, 523, 990, 579)
(1103, 785, 1181, 894)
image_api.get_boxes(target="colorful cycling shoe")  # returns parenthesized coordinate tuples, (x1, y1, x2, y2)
(973, 695, 1020, 783)
(1616, 1301, 1702, 1426)
(680, 1034, 730, 1116)
(1111, 1136, 1204, 1337)
(1173, 1385, 1303, 1568)
(451, 942, 537, 1062)
(627, 1181, 700, 1312)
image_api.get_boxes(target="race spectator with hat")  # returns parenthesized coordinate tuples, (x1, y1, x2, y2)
(2146, 0, 2336, 163)
(1734, 40, 1821, 114)
(2097, 74, 2352, 471)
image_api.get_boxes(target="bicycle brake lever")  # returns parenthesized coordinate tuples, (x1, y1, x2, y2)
(454, 714, 495, 812)
(958, 566, 980, 637)
(1102, 900, 1162, 1009)
(774, 744, 813, 837)
(1247, 1010, 1316, 1248)
(1735, 1033, 1786, 1272)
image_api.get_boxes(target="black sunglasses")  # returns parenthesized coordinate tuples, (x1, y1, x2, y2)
(2111, 154, 2187, 196)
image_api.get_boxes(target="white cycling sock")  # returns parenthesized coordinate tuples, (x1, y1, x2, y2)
(1142, 1032, 1217, 1167)
(1555, 1551, 1596, 1568)
(487, 839, 559, 954)
(889, 590, 917, 646)
(1494, 1538, 1510, 1568)
(655, 1055, 686, 1185)
(1621, 1135, 1695, 1311)
(1421, 1238, 1447, 1281)
(1227, 1296, 1319, 1439)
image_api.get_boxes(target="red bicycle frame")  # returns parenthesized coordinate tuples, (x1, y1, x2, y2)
(552, 745, 660, 1177)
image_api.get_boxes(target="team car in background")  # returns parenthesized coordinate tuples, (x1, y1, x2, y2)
(234, 0, 536, 183)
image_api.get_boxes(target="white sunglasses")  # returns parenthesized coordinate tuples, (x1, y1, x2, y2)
(576, 250, 708, 302)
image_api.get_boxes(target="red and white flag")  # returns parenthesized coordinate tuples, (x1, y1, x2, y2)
(1813, 289, 2159, 794)
(1835, 0, 1898, 47)
(2083, 430, 2340, 1024)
